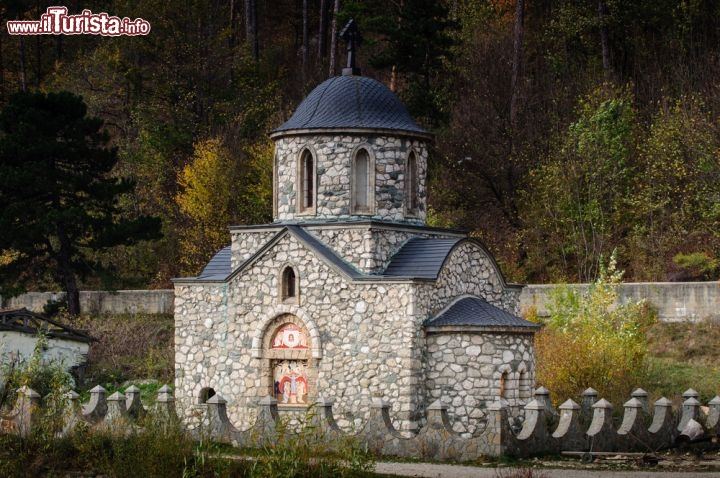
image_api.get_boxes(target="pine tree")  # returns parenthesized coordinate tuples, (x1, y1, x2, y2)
(0, 91, 161, 315)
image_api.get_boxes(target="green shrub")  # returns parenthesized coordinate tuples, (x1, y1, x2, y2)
(673, 252, 719, 280)
(534, 253, 657, 405)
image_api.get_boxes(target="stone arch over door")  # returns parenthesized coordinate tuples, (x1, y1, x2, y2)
(251, 309, 321, 406)
(250, 305, 322, 359)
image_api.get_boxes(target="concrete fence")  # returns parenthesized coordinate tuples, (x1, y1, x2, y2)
(1, 282, 718, 321)
(1, 384, 717, 461)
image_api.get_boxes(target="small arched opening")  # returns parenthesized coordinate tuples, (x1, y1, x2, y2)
(199, 387, 216, 404)
(281, 266, 298, 303)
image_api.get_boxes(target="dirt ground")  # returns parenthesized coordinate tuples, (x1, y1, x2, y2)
(375, 453, 720, 477)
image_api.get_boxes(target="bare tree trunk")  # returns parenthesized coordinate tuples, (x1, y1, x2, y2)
(328, 0, 339, 77)
(388, 0, 405, 92)
(302, 0, 309, 83)
(19, 36, 27, 92)
(34, 0, 40, 88)
(0, 20, 4, 102)
(598, 0, 611, 78)
(389, 65, 398, 92)
(229, 0, 238, 50)
(56, 36, 63, 62)
(34, 35, 41, 89)
(318, 0, 329, 62)
(509, 0, 524, 130)
(57, 225, 81, 316)
(244, 0, 258, 60)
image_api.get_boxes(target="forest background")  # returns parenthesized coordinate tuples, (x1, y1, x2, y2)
(1, 0, 719, 293)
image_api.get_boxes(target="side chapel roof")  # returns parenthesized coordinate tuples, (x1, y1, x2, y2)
(424, 296, 540, 330)
(197, 246, 232, 280)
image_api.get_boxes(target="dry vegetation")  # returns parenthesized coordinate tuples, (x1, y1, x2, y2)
(73, 313, 174, 389)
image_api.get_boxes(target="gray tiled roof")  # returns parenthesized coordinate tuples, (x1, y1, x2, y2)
(425, 296, 541, 329)
(197, 246, 232, 280)
(272, 76, 428, 135)
(384, 238, 463, 279)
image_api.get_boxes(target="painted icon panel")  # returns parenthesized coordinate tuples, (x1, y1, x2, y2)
(270, 323, 308, 349)
(273, 359, 308, 405)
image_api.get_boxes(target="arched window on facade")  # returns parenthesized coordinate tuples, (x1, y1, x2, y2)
(298, 149, 315, 213)
(499, 371, 509, 400)
(281, 266, 298, 302)
(352, 148, 372, 214)
(518, 368, 530, 401)
(406, 151, 419, 215)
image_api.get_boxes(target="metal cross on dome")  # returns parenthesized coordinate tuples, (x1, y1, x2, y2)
(340, 19, 361, 76)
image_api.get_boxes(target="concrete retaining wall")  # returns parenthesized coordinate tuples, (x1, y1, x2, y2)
(2, 282, 718, 321)
(0, 290, 174, 315)
(519, 282, 720, 322)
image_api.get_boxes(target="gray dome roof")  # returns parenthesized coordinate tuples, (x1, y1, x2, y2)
(271, 75, 428, 137)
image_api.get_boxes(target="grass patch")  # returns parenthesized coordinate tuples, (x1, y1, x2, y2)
(645, 357, 720, 404)
(644, 319, 720, 403)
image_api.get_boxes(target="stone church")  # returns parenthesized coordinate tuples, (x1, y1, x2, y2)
(173, 60, 539, 433)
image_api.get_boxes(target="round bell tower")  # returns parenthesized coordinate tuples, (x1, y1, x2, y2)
(269, 66, 431, 225)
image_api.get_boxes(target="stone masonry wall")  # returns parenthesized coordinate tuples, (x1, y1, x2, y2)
(274, 134, 428, 224)
(417, 241, 521, 318)
(413, 241, 531, 433)
(425, 332, 535, 434)
(229, 229, 279, 269)
(175, 232, 422, 431)
(309, 225, 461, 273)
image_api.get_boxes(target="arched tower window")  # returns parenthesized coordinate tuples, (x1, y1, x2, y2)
(272, 151, 279, 217)
(352, 148, 372, 214)
(406, 151, 418, 215)
(298, 149, 315, 213)
(281, 266, 298, 302)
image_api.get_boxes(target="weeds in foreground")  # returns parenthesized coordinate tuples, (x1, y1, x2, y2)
(0, 401, 377, 477)
(495, 467, 548, 478)
(248, 407, 375, 477)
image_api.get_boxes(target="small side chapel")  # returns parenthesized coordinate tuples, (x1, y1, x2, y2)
(173, 37, 539, 433)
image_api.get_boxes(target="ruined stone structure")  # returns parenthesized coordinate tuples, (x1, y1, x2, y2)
(173, 69, 539, 433)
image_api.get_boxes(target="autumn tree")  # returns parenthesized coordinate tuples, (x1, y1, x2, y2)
(627, 95, 720, 280)
(0, 91, 161, 315)
(520, 85, 637, 281)
(176, 137, 272, 274)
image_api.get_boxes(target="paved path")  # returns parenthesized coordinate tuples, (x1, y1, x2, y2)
(375, 462, 720, 477)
